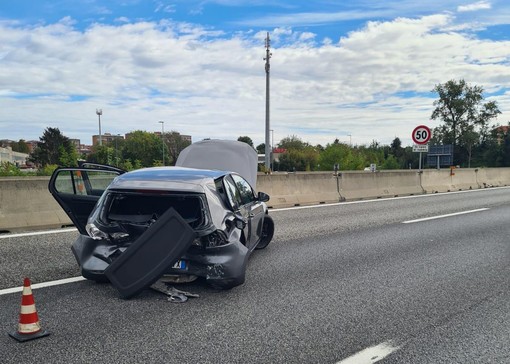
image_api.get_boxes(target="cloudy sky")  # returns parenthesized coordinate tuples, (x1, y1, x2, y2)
(1, 0, 509, 147)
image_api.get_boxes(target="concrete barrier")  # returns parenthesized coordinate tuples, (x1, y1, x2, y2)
(257, 172, 340, 208)
(338, 170, 423, 200)
(476, 168, 510, 188)
(421, 168, 479, 193)
(0, 177, 71, 232)
(3, 168, 510, 232)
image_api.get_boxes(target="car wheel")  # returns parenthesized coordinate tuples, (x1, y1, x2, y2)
(256, 215, 274, 250)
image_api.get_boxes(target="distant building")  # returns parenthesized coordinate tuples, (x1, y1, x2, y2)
(69, 139, 81, 151)
(26, 141, 38, 153)
(0, 139, 37, 154)
(0, 146, 29, 166)
(125, 132, 192, 144)
(78, 144, 92, 156)
(92, 133, 124, 146)
(494, 125, 510, 144)
(0, 139, 14, 148)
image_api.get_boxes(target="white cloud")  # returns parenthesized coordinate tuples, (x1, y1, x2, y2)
(114, 17, 130, 23)
(458, 1, 492, 12)
(154, 2, 176, 13)
(235, 10, 395, 27)
(0, 14, 509, 148)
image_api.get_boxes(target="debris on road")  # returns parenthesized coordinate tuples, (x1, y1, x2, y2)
(151, 280, 199, 303)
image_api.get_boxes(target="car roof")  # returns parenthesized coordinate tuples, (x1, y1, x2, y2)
(108, 166, 229, 191)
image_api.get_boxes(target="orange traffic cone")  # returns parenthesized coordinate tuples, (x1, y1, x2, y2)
(9, 278, 50, 342)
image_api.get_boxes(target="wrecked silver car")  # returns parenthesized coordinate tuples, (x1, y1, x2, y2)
(48, 140, 274, 298)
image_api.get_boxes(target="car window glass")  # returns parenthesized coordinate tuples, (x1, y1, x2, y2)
(54, 170, 117, 196)
(224, 177, 241, 209)
(87, 171, 117, 191)
(231, 174, 255, 205)
(54, 170, 75, 194)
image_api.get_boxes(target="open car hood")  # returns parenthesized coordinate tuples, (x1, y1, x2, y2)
(176, 139, 258, 188)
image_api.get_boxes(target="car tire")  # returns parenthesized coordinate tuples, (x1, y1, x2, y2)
(255, 215, 274, 250)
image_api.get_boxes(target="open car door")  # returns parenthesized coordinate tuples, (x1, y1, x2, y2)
(48, 164, 125, 235)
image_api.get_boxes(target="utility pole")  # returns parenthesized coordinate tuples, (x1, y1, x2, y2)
(264, 32, 272, 172)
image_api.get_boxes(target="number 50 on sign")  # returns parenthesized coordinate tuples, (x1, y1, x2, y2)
(412, 125, 431, 145)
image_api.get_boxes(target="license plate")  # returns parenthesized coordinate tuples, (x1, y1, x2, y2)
(172, 260, 186, 270)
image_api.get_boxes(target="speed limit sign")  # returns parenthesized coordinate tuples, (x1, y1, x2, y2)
(412, 125, 431, 145)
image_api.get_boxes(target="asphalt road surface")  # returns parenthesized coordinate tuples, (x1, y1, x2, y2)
(1, 187, 510, 363)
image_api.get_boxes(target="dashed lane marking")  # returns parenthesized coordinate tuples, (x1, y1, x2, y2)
(402, 208, 489, 224)
(336, 341, 400, 364)
(0, 227, 77, 239)
(0, 276, 86, 296)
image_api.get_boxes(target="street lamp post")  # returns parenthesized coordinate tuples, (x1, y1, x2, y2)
(158, 121, 165, 165)
(96, 109, 103, 146)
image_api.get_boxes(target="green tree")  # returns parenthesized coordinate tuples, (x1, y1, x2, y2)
(118, 158, 142, 171)
(165, 131, 191, 165)
(30, 127, 78, 167)
(319, 142, 351, 171)
(87, 145, 114, 165)
(401, 146, 419, 169)
(431, 79, 501, 166)
(381, 154, 400, 170)
(256, 143, 265, 154)
(237, 136, 254, 148)
(278, 135, 308, 150)
(390, 137, 403, 159)
(122, 130, 164, 167)
(480, 125, 510, 167)
(11, 139, 30, 154)
(277, 148, 319, 171)
(273, 136, 320, 171)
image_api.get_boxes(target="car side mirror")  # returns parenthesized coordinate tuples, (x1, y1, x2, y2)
(257, 191, 270, 202)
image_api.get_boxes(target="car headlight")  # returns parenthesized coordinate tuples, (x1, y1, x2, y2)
(86, 223, 109, 240)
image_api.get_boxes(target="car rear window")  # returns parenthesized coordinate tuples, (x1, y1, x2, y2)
(106, 192, 205, 229)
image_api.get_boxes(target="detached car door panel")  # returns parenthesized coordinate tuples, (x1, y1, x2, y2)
(104, 207, 195, 299)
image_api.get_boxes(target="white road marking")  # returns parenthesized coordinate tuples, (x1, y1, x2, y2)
(402, 208, 489, 224)
(336, 341, 400, 364)
(0, 276, 86, 296)
(270, 186, 510, 213)
(0, 227, 77, 239)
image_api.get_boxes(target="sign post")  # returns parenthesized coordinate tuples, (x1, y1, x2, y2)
(412, 125, 431, 171)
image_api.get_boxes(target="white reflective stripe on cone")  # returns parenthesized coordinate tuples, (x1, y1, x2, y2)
(18, 322, 41, 333)
(20, 304, 37, 314)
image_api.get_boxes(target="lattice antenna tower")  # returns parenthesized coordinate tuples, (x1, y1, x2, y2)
(264, 32, 272, 171)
